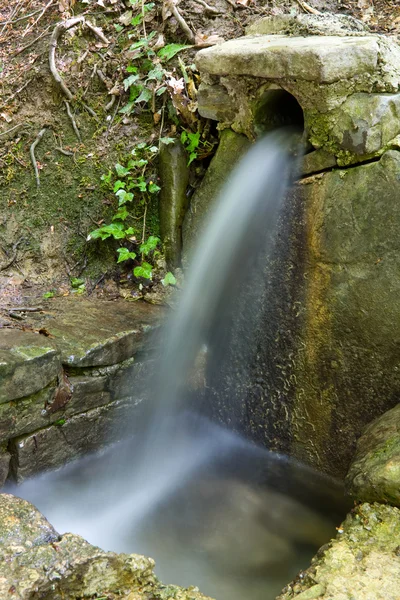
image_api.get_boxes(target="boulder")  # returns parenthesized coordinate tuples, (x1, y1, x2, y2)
(276, 503, 400, 600)
(346, 403, 400, 506)
(0, 493, 212, 600)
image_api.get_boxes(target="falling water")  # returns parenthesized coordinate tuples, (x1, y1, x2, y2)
(10, 131, 346, 600)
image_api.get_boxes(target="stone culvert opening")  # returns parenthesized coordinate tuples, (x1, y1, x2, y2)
(254, 89, 304, 137)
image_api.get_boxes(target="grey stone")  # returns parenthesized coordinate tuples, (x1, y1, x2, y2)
(0, 329, 60, 404)
(182, 129, 251, 261)
(159, 139, 190, 268)
(9, 397, 143, 481)
(277, 503, 400, 600)
(0, 494, 212, 600)
(24, 297, 163, 367)
(197, 82, 237, 122)
(346, 404, 400, 506)
(196, 36, 379, 83)
(302, 149, 336, 175)
(246, 13, 368, 37)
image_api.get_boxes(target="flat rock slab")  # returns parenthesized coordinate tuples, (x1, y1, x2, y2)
(0, 329, 60, 404)
(277, 503, 400, 600)
(346, 403, 400, 506)
(0, 493, 212, 600)
(196, 35, 379, 83)
(27, 297, 163, 367)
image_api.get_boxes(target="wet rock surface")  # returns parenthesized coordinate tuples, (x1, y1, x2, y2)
(0, 493, 211, 600)
(346, 403, 400, 506)
(0, 298, 161, 484)
(276, 503, 400, 600)
(0, 329, 60, 403)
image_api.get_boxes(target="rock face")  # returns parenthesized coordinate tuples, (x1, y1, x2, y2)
(346, 404, 400, 506)
(276, 503, 400, 600)
(0, 493, 211, 600)
(0, 297, 161, 484)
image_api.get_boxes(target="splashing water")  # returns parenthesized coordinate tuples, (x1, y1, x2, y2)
(10, 131, 347, 600)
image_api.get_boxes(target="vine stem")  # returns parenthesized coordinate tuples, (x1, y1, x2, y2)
(30, 128, 47, 187)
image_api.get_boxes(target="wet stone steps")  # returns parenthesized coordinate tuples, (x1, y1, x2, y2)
(0, 297, 163, 485)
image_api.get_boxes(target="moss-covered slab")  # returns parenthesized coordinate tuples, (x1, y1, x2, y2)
(277, 503, 400, 600)
(246, 13, 369, 37)
(346, 404, 400, 506)
(25, 297, 163, 367)
(0, 494, 212, 600)
(0, 330, 60, 404)
(196, 36, 379, 83)
(9, 397, 144, 481)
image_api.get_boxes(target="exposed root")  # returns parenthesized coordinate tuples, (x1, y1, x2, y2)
(49, 16, 109, 101)
(105, 95, 116, 111)
(192, 0, 222, 14)
(55, 146, 73, 156)
(294, 0, 321, 15)
(0, 123, 24, 137)
(167, 1, 195, 43)
(64, 100, 81, 141)
(30, 128, 47, 187)
(0, 239, 23, 272)
(82, 102, 98, 119)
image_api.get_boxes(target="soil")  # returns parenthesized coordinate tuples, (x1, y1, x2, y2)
(0, 0, 399, 326)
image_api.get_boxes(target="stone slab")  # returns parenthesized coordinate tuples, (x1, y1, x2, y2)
(277, 503, 400, 600)
(0, 329, 60, 404)
(0, 494, 212, 600)
(346, 403, 400, 506)
(196, 35, 379, 83)
(26, 297, 163, 367)
(9, 397, 144, 481)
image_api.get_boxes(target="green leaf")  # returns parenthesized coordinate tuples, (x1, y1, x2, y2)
(148, 182, 161, 193)
(115, 163, 130, 177)
(125, 227, 136, 236)
(146, 67, 164, 81)
(127, 158, 148, 168)
(126, 65, 138, 74)
(43, 291, 55, 299)
(132, 178, 147, 192)
(156, 86, 167, 96)
(71, 277, 85, 288)
(119, 101, 135, 115)
(186, 131, 201, 153)
(140, 235, 159, 255)
(158, 43, 192, 62)
(134, 261, 153, 279)
(113, 180, 126, 192)
(114, 23, 123, 32)
(149, 146, 158, 153)
(162, 271, 177, 286)
(116, 189, 134, 205)
(180, 131, 188, 144)
(188, 151, 197, 165)
(131, 14, 142, 26)
(160, 137, 175, 146)
(129, 39, 149, 51)
(136, 142, 147, 150)
(112, 205, 129, 221)
(135, 87, 152, 104)
(117, 248, 137, 263)
(123, 74, 140, 91)
(101, 170, 112, 184)
(88, 222, 126, 241)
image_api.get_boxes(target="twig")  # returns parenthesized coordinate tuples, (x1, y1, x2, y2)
(22, 0, 55, 38)
(82, 102, 98, 119)
(2, 79, 33, 107)
(105, 95, 116, 111)
(168, 1, 195, 43)
(30, 128, 47, 187)
(13, 26, 52, 56)
(49, 17, 109, 100)
(2, 8, 43, 25)
(0, 238, 23, 271)
(141, 202, 147, 244)
(192, 0, 222, 14)
(55, 146, 73, 156)
(294, 0, 321, 15)
(88, 273, 105, 295)
(141, 0, 147, 38)
(6, 306, 44, 312)
(0, 0, 23, 37)
(64, 100, 81, 140)
(0, 123, 24, 137)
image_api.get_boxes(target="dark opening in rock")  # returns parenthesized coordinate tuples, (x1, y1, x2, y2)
(254, 89, 304, 136)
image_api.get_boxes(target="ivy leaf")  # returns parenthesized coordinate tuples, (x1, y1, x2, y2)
(126, 65, 138, 74)
(119, 102, 135, 115)
(158, 43, 192, 62)
(127, 158, 148, 168)
(186, 131, 200, 153)
(135, 87, 152, 104)
(101, 170, 112, 184)
(115, 163, 130, 177)
(134, 261, 153, 279)
(71, 277, 85, 288)
(148, 182, 161, 193)
(113, 180, 126, 192)
(112, 206, 129, 221)
(140, 235, 159, 255)
(123, 74, 140, 91)
(43, 291, 55, 299)
(117, 248, 137, 263)
(88, 222, 126, 241)
(146, 67, 164, 81)
(162, 271, 177, 286)
(116, 189, 134, 205)
(160, 137, 175, 145)
(131, 14, 142, 26)
(156, 86, 167, 96)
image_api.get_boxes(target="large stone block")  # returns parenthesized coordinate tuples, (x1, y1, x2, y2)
(346, 404, 400, 506)
(0, 330, 60, 403)
(196, 36, 379, 83)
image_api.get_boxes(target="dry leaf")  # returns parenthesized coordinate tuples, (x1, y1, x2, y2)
(119, 11, 132, 25)
(0, 112, 12, 123)
(194, 32, 224, 46)
(153, 34, 165, 51)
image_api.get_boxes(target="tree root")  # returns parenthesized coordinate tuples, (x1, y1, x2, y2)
(30, 128, 47, 187)
(192, 0, 222, 14)
(294, 0, 321, 15)
(49, 16, 109, 101)
(64, 100, 81, 141)
(168, 1, 195, 43)
(0, 239, 23, 272)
